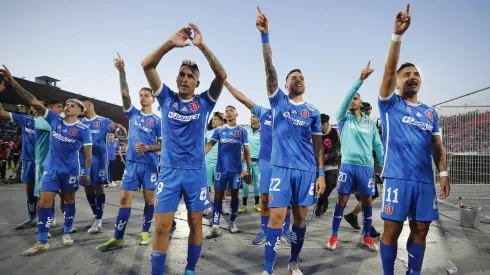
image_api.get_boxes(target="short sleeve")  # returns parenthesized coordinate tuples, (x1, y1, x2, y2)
(44, 109, 59, 124)
(211, 129, 219, 141)
(153, 83, 176, 106)
(10, 113, 26, 126)
(242, 128, 249, 145)
(199, 90, 217, 114)
(124, 105, 139, 119)
(252, 104, 269, 119)
(82, 128, 93, 146)
(432, 110, 441, 136)
(106, 119, 116, 133)
(268, 88, 288, 109)
(116, 142, 121, 151)
(311, 112, 322, 135)
(378, 92, 399, 113)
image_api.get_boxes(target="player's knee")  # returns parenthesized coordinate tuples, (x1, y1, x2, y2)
(337, 195, 349, 206)
(119, 197, 131, 207)
(269, 212, 285, 228)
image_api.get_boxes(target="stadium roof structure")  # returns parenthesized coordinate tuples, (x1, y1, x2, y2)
(1, 77, 128, 128)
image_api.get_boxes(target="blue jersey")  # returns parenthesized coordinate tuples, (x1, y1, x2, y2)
(155, 84, 216, 169)
(211, 125, 249, 173)
(10, 113, 35, 161)
(42, 110, 92, 175)
(125, 106, 161, 166)
(107, 140, 120, 161)
(80, 116, 115, 164)
(269, 88, 322, 173)
(378, 93, 441, 184)
(252, 104, 273, 162)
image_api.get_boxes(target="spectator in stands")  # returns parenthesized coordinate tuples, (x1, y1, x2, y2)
(0, 139, 10, 180)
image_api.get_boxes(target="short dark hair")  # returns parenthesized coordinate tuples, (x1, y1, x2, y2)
(397, 62, 416, 73)
(0, 74, 4, 84)
(79, 97, 93, 103)
(139, 87, 154, 97)
(213, 111, 224, 121)
(226, 105, 236, 110)
(361, 102, 372, 111)
(321, 114, 330, 124)
(37, 98, 45, 104)
(44, 100, 62, 107)
(286, 69, 302, 81)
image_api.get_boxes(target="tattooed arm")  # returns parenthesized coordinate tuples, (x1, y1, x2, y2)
(0, 102, 11, 119)
(113, 53, 133, 111)
(0, 66, 46, 116)
(256, 7, 278, 96)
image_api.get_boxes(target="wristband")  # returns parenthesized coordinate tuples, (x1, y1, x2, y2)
(440, 171, 448, 177)
(392, 33, 403, 42)
(84, 167, 91, 175)
(318, 169, 325, 177)
(261, 33, 269, 44)
(247, 166, 251, 171)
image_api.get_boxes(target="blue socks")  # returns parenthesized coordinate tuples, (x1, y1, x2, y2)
(380, 242, 397, 275)
(407, 240, 425, 274)
(95, 193, 105, 219)
(362, 205, 373, 238)
(186, 244, 202, 272)
(264, 227, 282, 274)
(51, 198, 56, 220)
(87, 193, 97, 215)
(261, 215, 269, 233)
(63, 203, 76, 234)
(38, 207, 53, 243)
(332, 204, 346, 237)
(290, 224, 306, 263)
(151, 250, 166, 275)
(27, 192, 38, 219)
(142, 204, 154, 233)
(114, 207, 131, 239)
(212, 200, 222, 226)
(283, 212, 291, 234)
(230, 199, 239, 222)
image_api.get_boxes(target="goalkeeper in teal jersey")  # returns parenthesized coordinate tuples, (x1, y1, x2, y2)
(326, 62, 384, 253)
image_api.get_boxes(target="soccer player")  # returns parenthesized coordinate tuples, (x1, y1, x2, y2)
(203, 111, 225, 216)
(256, 7, 326, 275)
(96, 53, 162, 251)
(315, 114, 341, 217)
(1, 65, 92, 255)
(378, 4, 449, 274)
(80, 98, 127, 234)
(204, 106, 251, 237)
(238, 113, 261, 214)
(106, 133, 124, 187)
(142, 23, 226, 275)
(0, 78, 38, 230)
(326, 63, 383, 252)
(224, 81, 292, 246)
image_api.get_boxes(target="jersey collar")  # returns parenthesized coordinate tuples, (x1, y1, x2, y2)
(289, 99, 305, 106)
(225, 124, 238, 129)
(84, 115, 99, 121)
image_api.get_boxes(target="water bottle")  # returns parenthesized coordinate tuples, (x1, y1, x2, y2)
(446, 261, 458, 274)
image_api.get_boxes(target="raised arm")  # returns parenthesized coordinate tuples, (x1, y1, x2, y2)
(189, 23, 227, 100)
(141, 27, 191, 92)
(109, 123, 128, 137)
(0, 66, 46, 115)
(380, 4, 411, 99)
(224, 81, 255, 111)
(256, 7, 278, 96)
(113, 53, 133, 111)
(205, 140, 217, 154)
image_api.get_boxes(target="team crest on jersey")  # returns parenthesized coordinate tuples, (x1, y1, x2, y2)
(301, 110, 309, 118)
(406, 107, 411, 113)
(236, 131, 241, 137)
(337, 183, 341, 189)
(385, 205, 393, 215)
(425, 111, 434, 121)
(94, 122, 101, 128)
(364, 119, 370, 124)
(154, 199, 159, 207)
(268, 195, 273, 203)
(70, 129, 78, 136)
(189, 102, 199, 111)
(172, 102, 178, 108)
(146, 119, 154, 126)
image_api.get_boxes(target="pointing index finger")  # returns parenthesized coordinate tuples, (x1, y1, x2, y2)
(406, 3, 410, 14)
(257, 6, 263, 15)
(367, 60, 371, 68)
(117, 52, 121, 60)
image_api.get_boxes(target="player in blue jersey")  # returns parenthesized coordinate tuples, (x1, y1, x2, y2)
(96, 53, 162, 251)
(1, 66, 93, 255)
(326, 63, 383, 252)
(106, 133, 124, 187)
(142, 23, 227, 275)
(79, 98, 127, 234)
(204, 106, 251, 237)
(225, 81, 293, 246)
(256, 8, 326, 275)
(0, 84, 39, 230)
(378, 4, 450, 275)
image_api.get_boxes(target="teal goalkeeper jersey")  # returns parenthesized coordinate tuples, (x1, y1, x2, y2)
(336, 79, 384, 167)
(244, 125, 261, 159)
(34, 117, 51, 165)
(205, 129, 218, 163)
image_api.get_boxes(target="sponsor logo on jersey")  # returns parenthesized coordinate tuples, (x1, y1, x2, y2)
(180, 107, 188, 112)
(25, 127, 35, 134)
(301, 110, 309, 118)
(146, 119, 154, 126)
(416, 112, 423, 117)
(52, 131, 76, 143)
(91, 130, 100, 134)
(264, 120, 272, 126)
(94, 122, 101, 128)
(236, 131, 241, 137)
(172, 102, 178, 108)
(384, 205, 393, 215)
(402, 116, 433, 131)
(425, 111, 434, 121)
(348, 123, 370, 133)
(70, 129, 78, 136)
(219, 138, 240, 144)
(283, 112, 309, 127)
(168, 111, 201, 122)
(189, 102, 199, 111)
